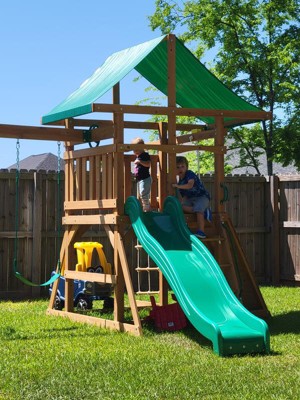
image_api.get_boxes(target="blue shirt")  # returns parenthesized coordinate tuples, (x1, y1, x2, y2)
(178, 170, 210, 199)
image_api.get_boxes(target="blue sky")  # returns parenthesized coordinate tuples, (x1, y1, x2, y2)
(0, 1, 161, 167)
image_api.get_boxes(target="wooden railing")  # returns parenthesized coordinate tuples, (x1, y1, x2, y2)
(64, 146, 159, 220)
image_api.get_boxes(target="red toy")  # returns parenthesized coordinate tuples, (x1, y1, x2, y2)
(148, 295, 187, 332)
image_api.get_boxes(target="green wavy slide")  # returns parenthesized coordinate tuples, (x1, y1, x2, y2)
(125, 196, 270, 356)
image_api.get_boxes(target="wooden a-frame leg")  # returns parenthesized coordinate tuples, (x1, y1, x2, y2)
(48, 225, 88, 310)
(116, 231, 142, 335)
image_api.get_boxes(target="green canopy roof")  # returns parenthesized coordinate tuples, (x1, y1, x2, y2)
(42, 35, 263, 125)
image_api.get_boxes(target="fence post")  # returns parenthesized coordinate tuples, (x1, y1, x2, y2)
(269, 175, 280, 284)
(32, 171, 42, 296)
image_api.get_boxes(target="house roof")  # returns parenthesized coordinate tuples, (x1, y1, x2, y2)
(7, 153, 63, 172)
(226, 145, 299, 175)
(42, 34, 265, 126)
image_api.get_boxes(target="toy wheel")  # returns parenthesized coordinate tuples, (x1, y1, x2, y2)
(54, 295, 64, 310)
(95, 265, 104, 273)
(103, 297, 114, 309)
(76, 296, 92, 311)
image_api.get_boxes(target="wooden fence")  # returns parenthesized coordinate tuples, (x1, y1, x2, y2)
(0, 170, 299, 300)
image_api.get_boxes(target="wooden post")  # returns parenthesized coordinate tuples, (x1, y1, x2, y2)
(116, 232, 142, 334)
(157, 34, 178, 306)
(114, 227, 125, 322)
(167, 34, 177, 197)
(64, 229, 74, 312)
(214, 116, 226, 213)
(63, 118, 75, 312)
(269, 175, 280, 284)
(158, 122, 168, 210)
(31, 171, 42, 297)
(113, 82, 120, 105)
(112, 82, 126, 321)
(113, 113, 125, 213)
(113, 83, 125, 214)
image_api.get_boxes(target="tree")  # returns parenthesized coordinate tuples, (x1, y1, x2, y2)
(148, 0, 300, 175)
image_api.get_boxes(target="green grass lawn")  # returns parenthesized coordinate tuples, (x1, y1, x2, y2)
(0, 286, 299, 400)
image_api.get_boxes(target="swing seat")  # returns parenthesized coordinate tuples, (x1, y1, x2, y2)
(14, 270, 60, 287)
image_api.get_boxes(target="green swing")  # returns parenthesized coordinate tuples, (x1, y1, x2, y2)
(13, 140, 62, 287)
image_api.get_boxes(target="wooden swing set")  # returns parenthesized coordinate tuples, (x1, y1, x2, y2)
(0, 34, 272, 336)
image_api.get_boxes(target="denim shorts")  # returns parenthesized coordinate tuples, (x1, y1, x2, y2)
(183, 196, 209, 213)
(137, 176, 152, 200)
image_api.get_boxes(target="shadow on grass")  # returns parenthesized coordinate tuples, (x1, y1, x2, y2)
(0, 326, 82, 341)
(182, 323, 212, 347)
(268, 311, 300, 335)
(142, 318, 213, 351)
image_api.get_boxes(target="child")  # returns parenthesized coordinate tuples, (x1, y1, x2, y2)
(172, 156, 210, 239)
(132, 137, 152, 212)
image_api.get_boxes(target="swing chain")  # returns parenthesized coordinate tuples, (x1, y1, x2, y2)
(13, 139, 21, 277)
(16, 139, 20, 171)
(57, 141, 61, 173)
(13, 139, 62, 286)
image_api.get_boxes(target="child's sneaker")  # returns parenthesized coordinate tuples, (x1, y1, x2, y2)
(195, 230, 206, 239)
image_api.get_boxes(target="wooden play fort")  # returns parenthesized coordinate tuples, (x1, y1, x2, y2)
(1, 34, 271, 339)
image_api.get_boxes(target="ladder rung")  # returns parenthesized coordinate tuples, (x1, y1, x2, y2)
(136, 267, 159, 271)
(202, 236, 225, 242)
(220, 263, 231, 269)
(136, 290, 160, 295)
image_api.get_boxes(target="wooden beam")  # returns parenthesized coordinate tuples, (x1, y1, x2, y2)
(0, 123, 82, 141)
(64, 144, 116, 160)
(93, 103, 272, 120)
(62, 214, 117, 225)
(0, 123, 114, 143)
(118, 143, 226, 154)
(64, 199, 117, 210)
(46, 118, 206, 132)
(124, 121, 206, 131)
(283, 221, 300, 228)
(64, 270, 117, 285)
(46, 309, 142, 336)
(176, 129, 216, 144)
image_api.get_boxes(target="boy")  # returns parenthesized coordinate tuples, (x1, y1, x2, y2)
(132, 137, 152, 212)
(172, 156, 210, 239)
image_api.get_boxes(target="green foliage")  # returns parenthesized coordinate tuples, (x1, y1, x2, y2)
(226, 124, 266, 175)
(0, 287, 299, 399)
(139, 87, 216, 173)
(273, 106, 300, 168)
(148, 0, 300, 175)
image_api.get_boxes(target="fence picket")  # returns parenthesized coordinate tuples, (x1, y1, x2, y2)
(0, 170, 299, 299)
